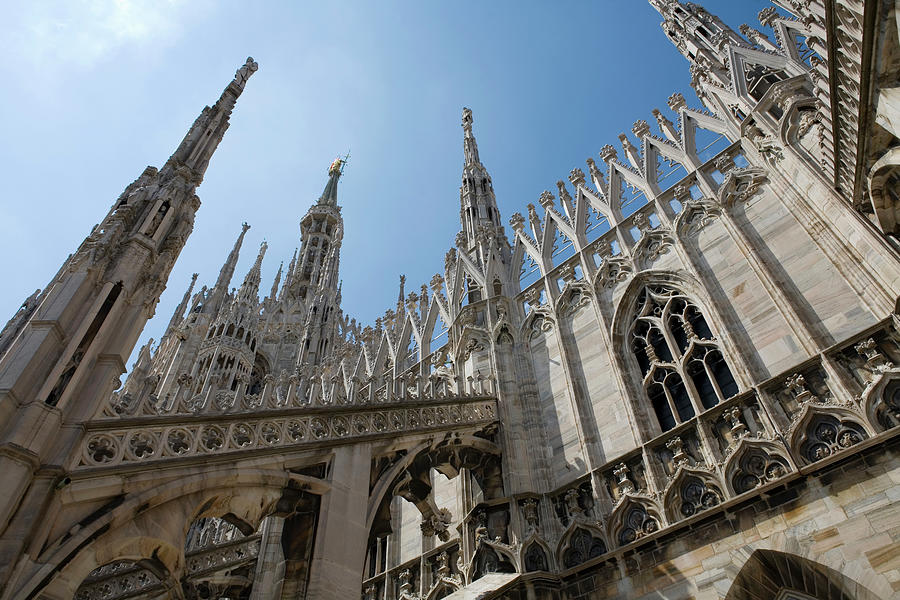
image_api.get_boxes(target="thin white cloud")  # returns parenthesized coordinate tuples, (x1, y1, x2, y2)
(4, 0, 202, 73)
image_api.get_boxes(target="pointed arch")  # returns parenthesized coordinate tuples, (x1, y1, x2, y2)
(613, 273, 740, 434)
(723, 438, 793, 496)
(661, 466, 724, 523)
(788, 405, 869, 465)
(21, 469, 328, 600)
(862, 371, 900, 431)
(557, 280, 593, 317)
(725, 549, 886, 600)
(520, 535, 553, 572)
(556, 524, 608, 569)
(607, 496, 663, 548)
(469, 542, 516, 582)
(521, 307, 555, 341)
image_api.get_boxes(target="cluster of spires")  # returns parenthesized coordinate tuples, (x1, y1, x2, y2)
(157, 0, 798, 366)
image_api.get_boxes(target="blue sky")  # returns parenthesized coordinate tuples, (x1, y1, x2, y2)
(0, 0, 768, 367)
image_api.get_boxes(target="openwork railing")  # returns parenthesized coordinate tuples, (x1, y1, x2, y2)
(75, 535, 261, 600)
(78, 397, 498, 469)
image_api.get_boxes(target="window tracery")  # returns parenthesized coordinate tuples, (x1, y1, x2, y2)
(630, 285, 737, 432)
(799, 415, 867, 463)
(675, 475, 721, 517)
(730, 447, 789, 494)
(561, 528, 606, 568)
(616, 504, 659, 546)
(523, 543, 548, 572)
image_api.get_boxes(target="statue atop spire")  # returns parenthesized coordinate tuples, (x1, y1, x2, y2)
(462, 107, 480, 166)
(231, 57, 259, 93)
(168, 58, 259, 182)
(318, 154, 348, 206)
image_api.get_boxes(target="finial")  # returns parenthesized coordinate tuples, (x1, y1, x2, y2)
(398, 274, 406, 304)
(242, 222, 250, 233)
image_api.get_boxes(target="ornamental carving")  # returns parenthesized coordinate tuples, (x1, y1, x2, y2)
(561, 528, 606, 568)
(797, 414, 867, 464)
(729, 444, 790, 494)
(595, 256, 632, 289)
(78, 399, 498, 468)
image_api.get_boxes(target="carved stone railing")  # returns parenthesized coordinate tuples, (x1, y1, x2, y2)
(75, 536, 261, 600)
(106, 363, 496, 418)
(75, 561, 161, 600)
(78, 397, 498, 470)
(184, 533, 261, 578)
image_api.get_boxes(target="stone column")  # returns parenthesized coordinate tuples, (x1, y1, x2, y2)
(250, 517, 286, 600)
(305, 443, 372, 597)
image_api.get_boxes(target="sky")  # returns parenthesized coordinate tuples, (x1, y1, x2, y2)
(0, 0, 770, 370)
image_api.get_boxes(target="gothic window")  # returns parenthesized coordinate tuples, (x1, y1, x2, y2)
(799, 415, 867, 463)
(561, 528, 606, 568)
(523, 543, 548, 572)
(472, 546, 514, 581)
(617, 504, 658, 546)
(492, 279, 502, 297)
(676, 475, 721, 517)
(630, 285, 737, 432)
(731, 447, 789, 494)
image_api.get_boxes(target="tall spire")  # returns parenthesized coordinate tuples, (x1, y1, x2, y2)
(164, 272, 198, 338)
(281, 248, 298, 300)
(458, 107, 503, 251)
(269, 261, 283, 301)
(236, 241, 267, 304)
(208, 222, 249, 312)
(397, 274, 406, 307)
(318, 157, 346, 207)
(167, 57, 259, 182)
(462, 107, 480, 166)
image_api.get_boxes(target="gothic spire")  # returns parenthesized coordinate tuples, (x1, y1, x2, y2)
(458, 107, 503, 252)
(236, 241, 267, 304)
(397, 274, 406, 307)
(462, 107, 480, 167)
(166, 57, 258, 182)
(208, 222, 249, 313)
(164, 272, 198, 339)
(318, 157, 346, 207)
(269, 261, 283, 301)
(281, 248, 298, 300)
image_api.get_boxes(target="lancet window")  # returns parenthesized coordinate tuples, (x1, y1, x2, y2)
(630, 285, 738, 432)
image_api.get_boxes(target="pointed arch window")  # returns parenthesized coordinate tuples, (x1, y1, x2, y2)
(630, 285, 738, 432)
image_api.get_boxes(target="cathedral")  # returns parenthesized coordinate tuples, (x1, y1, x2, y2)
(1, 0, 899, 598)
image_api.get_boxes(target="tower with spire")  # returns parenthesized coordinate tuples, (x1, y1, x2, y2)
(129, 157, 353, 417)
(0, 57, 257, 589)
(459, 108, 503, 252)
(6, 1, 900, 597)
